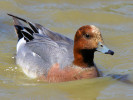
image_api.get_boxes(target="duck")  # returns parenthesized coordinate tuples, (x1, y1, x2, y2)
(8, 14, 114, 82)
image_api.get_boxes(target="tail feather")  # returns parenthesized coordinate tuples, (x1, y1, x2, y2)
(8, 13, 38, 33)
(28, 22, 38, 33)
(24, 27, 34, 35)
(21, 30, 34, 42)
(8, 14, 40, 42)
(14, 25, 24, 41)
(13, 17, 23, 26)
(8, 13, 27, 23)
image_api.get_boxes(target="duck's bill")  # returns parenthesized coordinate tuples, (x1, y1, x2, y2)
(96, 42, 114, 55)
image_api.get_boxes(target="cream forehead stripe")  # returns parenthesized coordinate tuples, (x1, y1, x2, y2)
(90, 25, 100, 34)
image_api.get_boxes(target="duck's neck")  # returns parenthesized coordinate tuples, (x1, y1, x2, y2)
(73, 49, 95, 68)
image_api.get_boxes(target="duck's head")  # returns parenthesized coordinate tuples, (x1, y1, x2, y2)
(73, 25, 114, 67)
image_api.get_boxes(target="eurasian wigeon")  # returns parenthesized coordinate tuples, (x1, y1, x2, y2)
(8, 14, 114, 82)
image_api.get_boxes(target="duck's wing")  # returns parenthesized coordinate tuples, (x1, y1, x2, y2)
(8, 14, 74, 69)
(27, 34, 74, 69)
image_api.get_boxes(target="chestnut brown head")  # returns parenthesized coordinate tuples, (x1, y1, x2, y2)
(74, 25, 114, 56)
(74, 25, 102, 50)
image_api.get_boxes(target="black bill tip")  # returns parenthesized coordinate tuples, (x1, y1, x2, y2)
(105, 50, 114, 55)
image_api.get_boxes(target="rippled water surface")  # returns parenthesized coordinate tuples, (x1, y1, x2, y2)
(0, 0, 133, 100)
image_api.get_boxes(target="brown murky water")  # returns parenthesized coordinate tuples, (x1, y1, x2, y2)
(0, 0, 133, 100)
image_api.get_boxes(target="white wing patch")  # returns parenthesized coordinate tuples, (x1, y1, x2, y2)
(32, 52, 41, 58)
(32, 52, 36, 57)
(17, 38, 26, 52)
(38, 29, 43, 35)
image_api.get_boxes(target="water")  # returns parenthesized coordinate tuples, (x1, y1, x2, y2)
(0, 0, 133, 100)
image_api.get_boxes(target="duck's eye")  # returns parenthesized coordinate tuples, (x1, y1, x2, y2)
(84, 34, 90, 39)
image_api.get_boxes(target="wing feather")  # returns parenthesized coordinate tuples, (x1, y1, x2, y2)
(26, 34, 74, 68)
